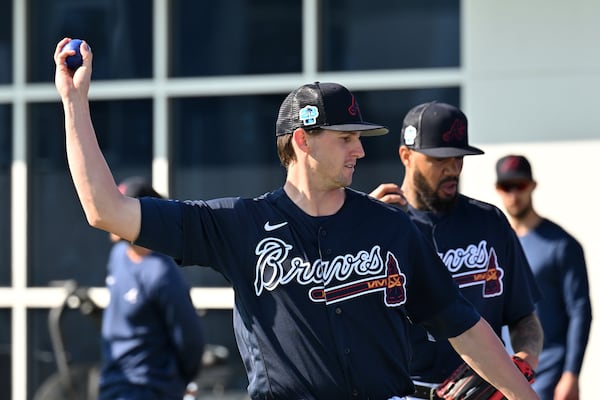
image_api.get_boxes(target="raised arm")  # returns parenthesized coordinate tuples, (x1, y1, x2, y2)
(54, 38, 141, 242)
(449, 317, 540, 400)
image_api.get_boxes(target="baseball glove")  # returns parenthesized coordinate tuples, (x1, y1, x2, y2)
(434, 356, 535, 400)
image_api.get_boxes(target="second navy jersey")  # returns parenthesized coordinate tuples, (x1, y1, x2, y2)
(406, 194, 541, 383)
(100, 241, 205, 399)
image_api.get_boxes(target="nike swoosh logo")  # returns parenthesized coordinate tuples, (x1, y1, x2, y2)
(264, 221, 288, 231)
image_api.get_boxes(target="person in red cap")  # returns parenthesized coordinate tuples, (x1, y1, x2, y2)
(495, 154, 592, 400)
(370, 102, 544, 400)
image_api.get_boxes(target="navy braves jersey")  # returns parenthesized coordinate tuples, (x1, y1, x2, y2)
(100, 241, 205, 400)
(135, 187, 480, 400)
(405, 194, 541, 383)
(519, 219, 592, 400)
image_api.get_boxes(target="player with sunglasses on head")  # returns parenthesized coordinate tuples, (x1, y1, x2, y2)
(370, 102, 544, 399)
(495, 155, 592, 400)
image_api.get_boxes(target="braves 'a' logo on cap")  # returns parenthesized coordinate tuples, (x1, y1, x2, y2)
(299, 105, 319, 126)
(347, 95, 360, 116)
(442, 118, 466, 143)
(500, 156, 521, 173)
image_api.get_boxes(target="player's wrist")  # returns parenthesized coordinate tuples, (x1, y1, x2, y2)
(512, 351, 538, 370)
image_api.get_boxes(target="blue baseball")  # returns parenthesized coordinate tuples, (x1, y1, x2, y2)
(64, 39, 83, 70)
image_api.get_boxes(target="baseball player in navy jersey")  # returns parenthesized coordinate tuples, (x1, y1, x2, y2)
(495, 155, 592, 400)
(54, 38, 540, 400)
(370, 102, 545, 399)
(100, 177, 205, 400)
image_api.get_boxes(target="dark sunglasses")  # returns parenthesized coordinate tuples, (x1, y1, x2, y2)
(497, 181, 530, 192)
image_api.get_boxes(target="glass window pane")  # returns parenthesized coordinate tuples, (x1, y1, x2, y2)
(28, 100, 153, 286)
(171, 94, 285, 199)
(28, 0, 153, 82)
(320, 0, 460, 71)
(0, 310, 10, 399)
(0, 105, 11, 286)
(28, 307, 101, 400)
(172, 94, 285, 287)
(0, 1, 12, 83)
(170, 0, 302, 77)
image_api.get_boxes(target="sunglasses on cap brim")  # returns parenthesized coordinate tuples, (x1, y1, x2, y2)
(496, 181, 530, 192)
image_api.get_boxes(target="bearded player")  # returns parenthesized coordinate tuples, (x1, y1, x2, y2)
(371, 102, 544, 400)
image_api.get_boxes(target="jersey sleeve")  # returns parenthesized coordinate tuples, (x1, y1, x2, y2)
(136, 196, 240, 270)
(558, 237, 592, 374)
(135, 197, 187, 261)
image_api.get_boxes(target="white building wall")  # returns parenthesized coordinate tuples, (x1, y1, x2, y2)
(462, 1, 600, 398)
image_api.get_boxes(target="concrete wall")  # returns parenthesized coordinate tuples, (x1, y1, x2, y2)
(462, 1, 599, 397)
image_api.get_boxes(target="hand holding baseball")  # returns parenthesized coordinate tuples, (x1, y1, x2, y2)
(54, 38, 92, 101)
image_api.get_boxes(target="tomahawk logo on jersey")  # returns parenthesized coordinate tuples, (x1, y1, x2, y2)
(254, 239, 407, 306)
(438, 240, 504, 297)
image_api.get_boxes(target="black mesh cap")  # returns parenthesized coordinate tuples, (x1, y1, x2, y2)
(401, 101, 484, 157)
(275, 82, 389, 136)
(117, 176, 163, 199)
(495, 155, 533, 183)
